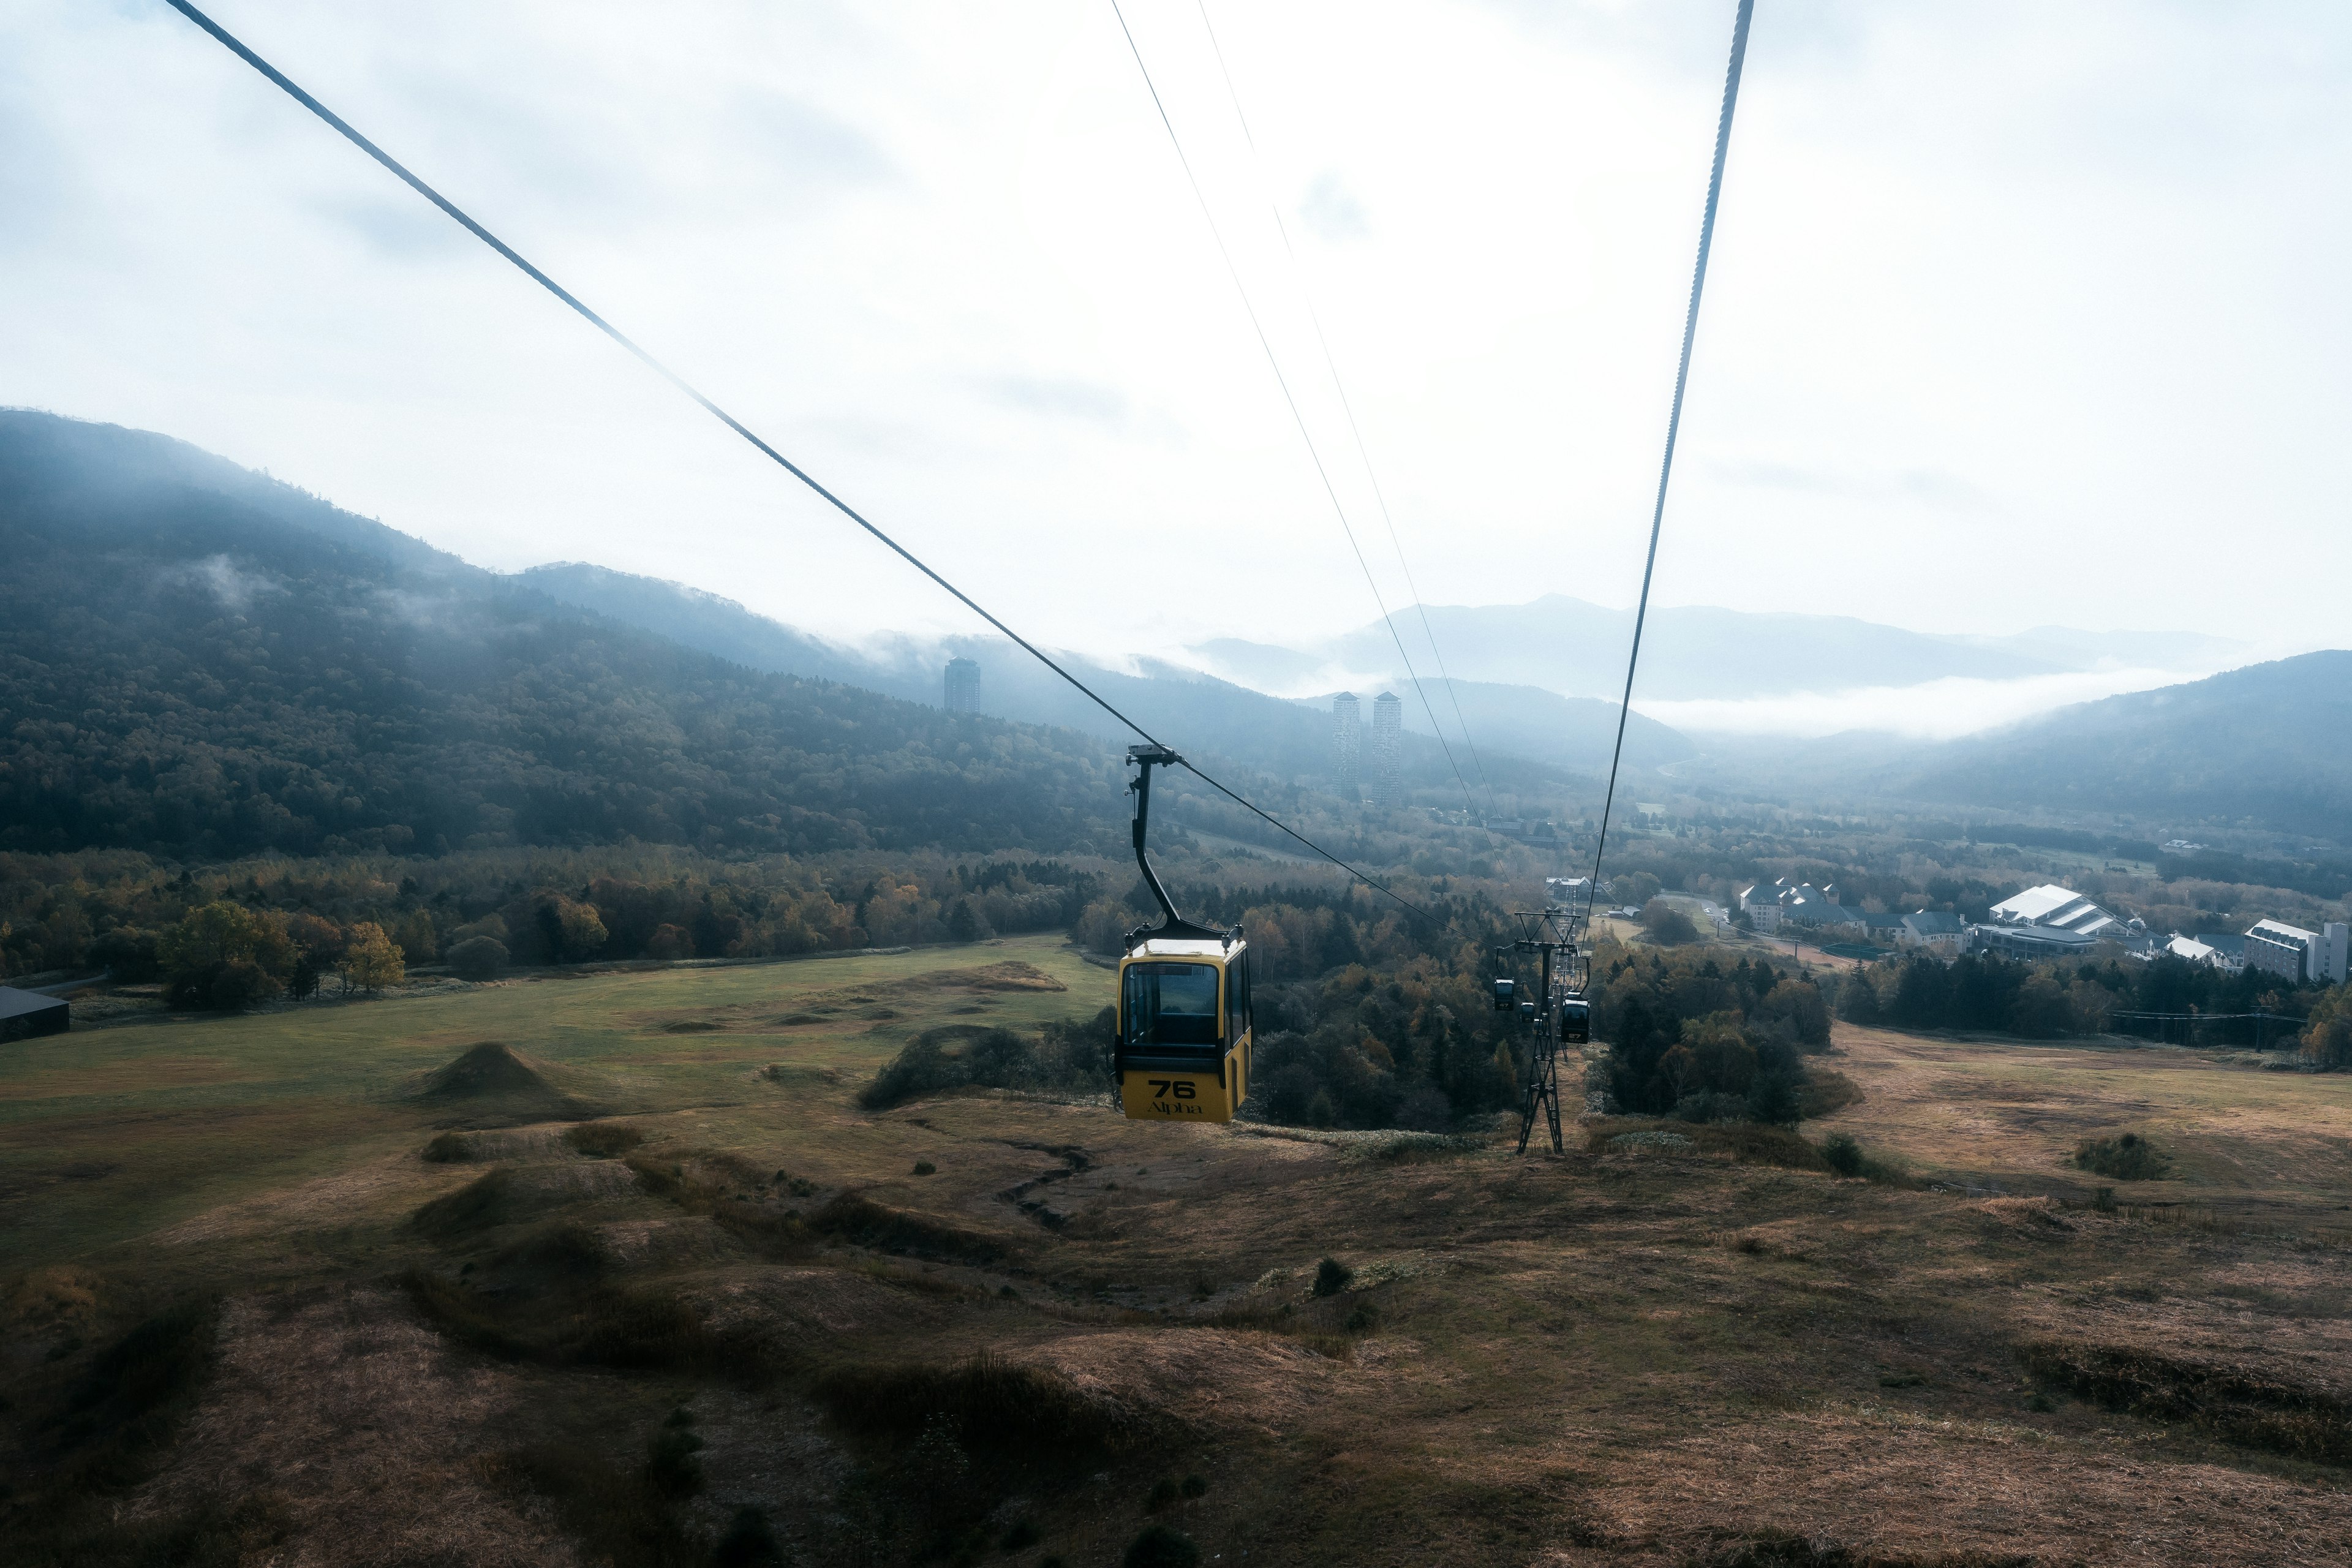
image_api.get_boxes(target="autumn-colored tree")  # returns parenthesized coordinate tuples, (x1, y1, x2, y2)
(284, 911, 345, 962)
(160, 900, 295, 976)
(1073, 899, 1140, 957)
(2304, 987, 2352, 1069)
(533, 895, 608, 963)
(341, 922, 405, 993)
(158, 902, 296, 1011)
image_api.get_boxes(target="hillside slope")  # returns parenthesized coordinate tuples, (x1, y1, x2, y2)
(1896, 652, 2352, 837)
(0, 411, 1119, 858)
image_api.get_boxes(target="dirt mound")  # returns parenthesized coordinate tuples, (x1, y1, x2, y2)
(419, 1126, 569, 1164)
(410, 1042, 608, 1121)
(807, 1193, 1007, 1264)
(410, 1164, 643, 1239)
(956, 960, 1067, 992)
(418, 1042, 558, 1101)
(1972, 1196, 2075, 1239)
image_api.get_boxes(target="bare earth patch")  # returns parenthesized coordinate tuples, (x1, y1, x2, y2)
(132, 1289, 578, 1568)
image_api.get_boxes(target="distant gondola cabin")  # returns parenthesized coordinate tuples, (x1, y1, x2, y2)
(1114, 937, 1251, 1123)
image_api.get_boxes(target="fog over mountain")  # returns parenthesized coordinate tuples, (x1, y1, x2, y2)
(10, 409, 2342, 848)
(0, 412, 1676, 848)
(1892, 653, 2352, 842)
(0, 411, 1121, 860)
(518, 563, 1693, 783)
(1189, 594, 2248, 718)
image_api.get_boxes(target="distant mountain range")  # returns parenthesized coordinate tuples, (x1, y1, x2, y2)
(0, 412, 1650, 870)
(518, 563, 1692, 785)
(6, 409, 2340, 850)
(1892, 653, 2352, 840)
(1191, 594, 2245, 703)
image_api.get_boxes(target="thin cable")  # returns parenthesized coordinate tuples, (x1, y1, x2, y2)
(1178, 758, 1439, 924)
(159, 0, 1441, 930)
(1190, 0, 1497, 816)
(1584, 0, 1755, 934)
(1105, 0, 1479, 821)
(156, 1, 1153, 752)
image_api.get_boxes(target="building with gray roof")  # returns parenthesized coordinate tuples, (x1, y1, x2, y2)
(0, 986, 69, 1042)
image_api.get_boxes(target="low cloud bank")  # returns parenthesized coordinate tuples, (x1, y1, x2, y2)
(1634, 665, 2244, 741)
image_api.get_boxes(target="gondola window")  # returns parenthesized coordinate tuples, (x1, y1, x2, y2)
(1124, 963, 1222, 1049)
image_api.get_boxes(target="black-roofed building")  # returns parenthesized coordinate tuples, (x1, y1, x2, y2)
(1858, 910, 1904, 944)
(1970, 922, 2097, 960)
(1899, 910, 1967, 956)
(0, 986, 70, 1042)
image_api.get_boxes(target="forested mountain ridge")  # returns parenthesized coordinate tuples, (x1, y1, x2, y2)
(519, 561, 878, 690)
(1894, 652, 2352, 839)
(0, 410, 1120, 859)
(4, 407, 477, 580)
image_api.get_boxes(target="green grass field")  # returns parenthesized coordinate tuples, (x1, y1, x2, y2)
(0, 939, 1107, 1272)
(7, 940, 2352, 1567)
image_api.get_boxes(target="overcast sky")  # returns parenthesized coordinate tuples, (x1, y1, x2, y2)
(6, 0, 2348, 667)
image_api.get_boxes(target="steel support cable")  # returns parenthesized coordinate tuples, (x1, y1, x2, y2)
(1190, 0, 1498, 817)
(1104, 0, 1480, 821)
(159, 0, 1440, 930)
(1583, 0, 1755, 933)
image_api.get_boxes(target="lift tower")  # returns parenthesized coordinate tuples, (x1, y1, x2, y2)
(1492, 905, 1589, 1155)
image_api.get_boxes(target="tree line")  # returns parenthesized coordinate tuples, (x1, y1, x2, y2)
(1057, 872, 1836, 1131)
(0, 845, 1107, 998)
(1589, 947, 1833, 1124)
(1836, 948, 2348, 1060)
(1838, 948, 2310, 1037)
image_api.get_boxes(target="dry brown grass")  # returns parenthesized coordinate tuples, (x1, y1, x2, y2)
(14, 948, 2352, 1567)
(1811, 1026, 2352, 1215)
(129, 1290, 582, 1568)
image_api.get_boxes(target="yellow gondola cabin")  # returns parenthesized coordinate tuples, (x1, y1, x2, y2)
(1115, 933, 1251, 1122)
(1110, 743, 1253, 1123)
